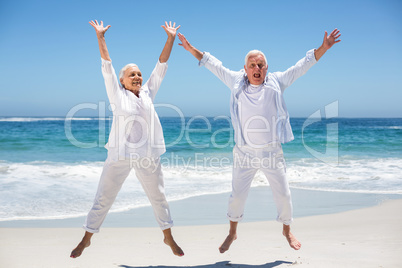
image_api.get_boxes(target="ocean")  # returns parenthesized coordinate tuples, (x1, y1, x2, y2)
(0, 116, 401, 222)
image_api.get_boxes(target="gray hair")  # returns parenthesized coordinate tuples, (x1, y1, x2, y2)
(244, 50, 267, 66)
(119, 63, 139, 81)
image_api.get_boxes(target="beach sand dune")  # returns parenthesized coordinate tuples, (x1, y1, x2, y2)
(1, 199, 401, 268)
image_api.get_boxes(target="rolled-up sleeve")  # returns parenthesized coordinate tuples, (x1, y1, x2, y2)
(275, 49, 318, 92)
(198, 52, 211, 67)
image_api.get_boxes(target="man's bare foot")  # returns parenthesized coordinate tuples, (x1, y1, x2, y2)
(219, 233, 237, 253)
(164, 236, 184, 256)
(219, 221, 238, 253)
(283, 224, 301, 250)
(70, 232, 93, 258)
(70, 239, 91, 258)
(163, 228, 184, 257)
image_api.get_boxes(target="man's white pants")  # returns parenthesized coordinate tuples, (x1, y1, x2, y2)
(83, 155, 173, 233)
(228, 145, 293, 225)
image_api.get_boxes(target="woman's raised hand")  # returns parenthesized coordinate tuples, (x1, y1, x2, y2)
(162, 21, 181, 39)
(89, 20, 111, 61)
(89, 20, 111, 37)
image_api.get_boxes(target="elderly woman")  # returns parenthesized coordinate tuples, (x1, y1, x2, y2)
(70, 20, 183, 258)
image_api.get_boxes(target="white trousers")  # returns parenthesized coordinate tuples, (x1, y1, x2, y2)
(228, 144, 293, 225)
(83, 155, 173, 233)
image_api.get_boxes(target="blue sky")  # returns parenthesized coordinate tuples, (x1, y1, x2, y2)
(0, 0, 401, 118)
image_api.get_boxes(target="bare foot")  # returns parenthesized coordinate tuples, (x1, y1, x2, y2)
(70, 239, 91, 258)
(164, 236, 184, 257)
(283, 225, 301, 250)
(219, 233, 237, 253)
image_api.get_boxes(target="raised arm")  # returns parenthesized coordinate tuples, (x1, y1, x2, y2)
(89, 20, 111, 61)
(178, 33, 203, 61)
(178, 32, 239, 90)
(314, 28, 341, 61)
(159, 21, 181, 63)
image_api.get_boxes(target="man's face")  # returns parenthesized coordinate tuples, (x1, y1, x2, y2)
(120, 66, 143, 92)
(244, 54, 267, 85)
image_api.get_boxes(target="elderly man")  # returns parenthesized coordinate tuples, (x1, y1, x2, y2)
(178, 29, 341, 252)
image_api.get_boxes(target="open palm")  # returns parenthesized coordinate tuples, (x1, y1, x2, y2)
(89, 20, 111, 36)
(162, 21, 181, 38)
(323, 28, 341, 50)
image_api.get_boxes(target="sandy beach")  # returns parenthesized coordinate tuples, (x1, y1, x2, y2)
(1, 188, 401, 268)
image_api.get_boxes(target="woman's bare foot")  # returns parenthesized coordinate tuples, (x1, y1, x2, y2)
(283, 224, 301, 250)
(70, 232, 93, 258)
(219, 233, 237, 253)
(163, 228, 184, 257)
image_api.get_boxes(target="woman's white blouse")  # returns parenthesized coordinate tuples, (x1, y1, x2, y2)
(101, 58, 167, 160)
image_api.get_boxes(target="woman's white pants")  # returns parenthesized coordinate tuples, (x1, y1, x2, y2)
(83, 156, 173, 233)
(228, 145, 293, 225)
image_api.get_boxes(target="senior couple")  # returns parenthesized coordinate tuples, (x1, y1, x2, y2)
(70, 20, 341, 258)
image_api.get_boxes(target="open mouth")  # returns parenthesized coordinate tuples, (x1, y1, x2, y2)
(253, 73, 261, 78)
(133, 81, 141, 86)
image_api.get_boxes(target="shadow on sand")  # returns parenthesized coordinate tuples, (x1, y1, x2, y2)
(119, 260, 293, 268)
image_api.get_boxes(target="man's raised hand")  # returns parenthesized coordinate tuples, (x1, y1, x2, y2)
(178, 33, 191, 51)
(322, 28, 341, 50)
(177, 33, 203, 61)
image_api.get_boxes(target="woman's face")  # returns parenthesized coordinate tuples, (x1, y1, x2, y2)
(120, 66, 143, 93)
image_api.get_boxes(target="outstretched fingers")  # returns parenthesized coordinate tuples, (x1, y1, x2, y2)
(104, 24, 111, 31)
(323, 28, 341, 49)
(177, 33, 189, 49)
(162, 21, 181, 30)
(330, 28, 341, 41)
(89, 20, 96, 28)
(161, 21, 181, 38)
(89, 19, 111, 34)
(330, 28, 340, 36)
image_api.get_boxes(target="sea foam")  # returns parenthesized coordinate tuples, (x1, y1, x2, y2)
(0, 156, 401, 221)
